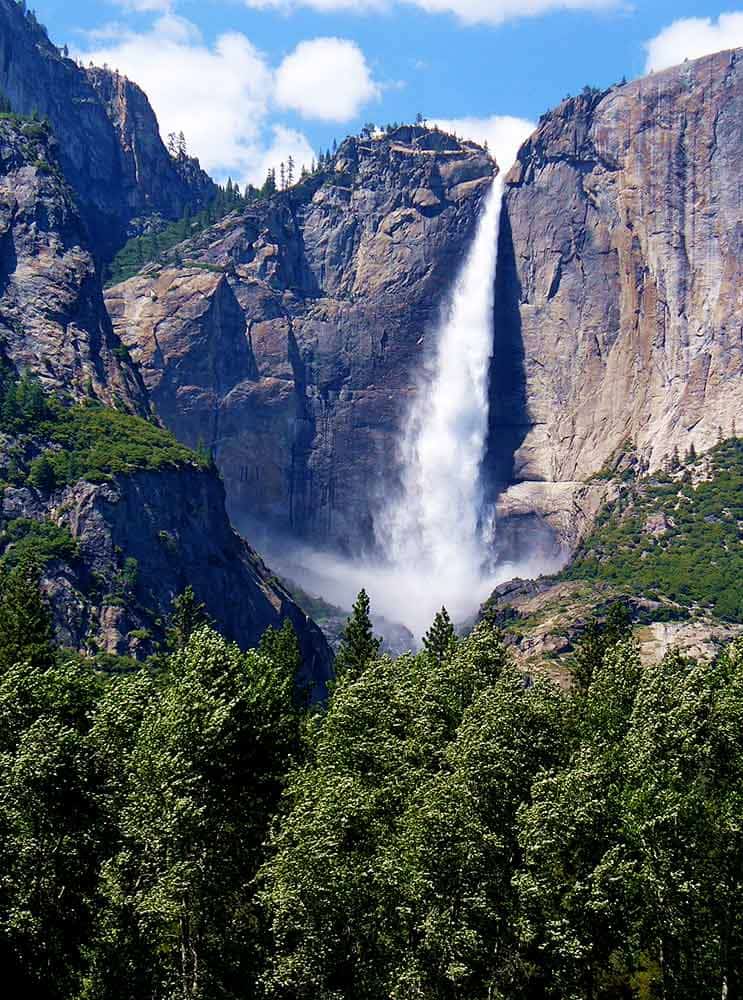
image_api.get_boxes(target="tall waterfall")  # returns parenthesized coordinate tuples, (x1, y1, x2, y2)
(374, 177, 504, 633)
(274, 120, 543, 644)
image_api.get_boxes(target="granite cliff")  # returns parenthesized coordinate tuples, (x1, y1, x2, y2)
(108, 51, 743, 563)
(488, 48, 743, 551)
(0, 119, 147, 411)
(0, 0, 214, 257)
(107, 127, 495, 550)
(0, 114, 331, 683)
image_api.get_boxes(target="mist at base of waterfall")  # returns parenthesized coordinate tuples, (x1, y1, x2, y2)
(276, 544, 566, 646)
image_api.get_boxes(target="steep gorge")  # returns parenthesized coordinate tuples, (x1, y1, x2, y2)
(109, 49, 743, 578)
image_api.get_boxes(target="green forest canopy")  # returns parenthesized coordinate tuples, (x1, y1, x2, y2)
(1, 568, 742, 1000)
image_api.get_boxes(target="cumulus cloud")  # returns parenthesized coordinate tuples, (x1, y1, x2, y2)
(76, 17, 380, 186)
(431, 115, 535, 170)
(644, 12, 743, 73)
(275, 38, 380, 121)
(245, 0, 620, 25)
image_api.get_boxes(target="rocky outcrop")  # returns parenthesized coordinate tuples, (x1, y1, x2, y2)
(1, 466, 333, 692)
(0, 0, 214, 257)
(0, 115, 331, 687)
(487, 49, 743, 547)
(480, 578, 743, 685)
(107, 127, 495, 550)
(0, 119, 147, 410)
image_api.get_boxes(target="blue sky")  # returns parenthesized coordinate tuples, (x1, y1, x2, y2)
(29, 1, 743, 186)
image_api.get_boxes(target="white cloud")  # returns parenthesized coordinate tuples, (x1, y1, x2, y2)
(431, 115, 535, 170)
(75, 18, 379, 186)
(253, 125, 318, 181)
(644, 12, 743, 73)
(245, 0, 620, 25)
(275, 38, 380, 122)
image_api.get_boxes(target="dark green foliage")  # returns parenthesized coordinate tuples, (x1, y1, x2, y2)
(105, 182, 251, 287)
(38, 402, 210, 484)
(570, 600, 631, 695)
(0, 369, 209, 490)
(564, 437, 743, 621)
(165, 584, 210, 650)
(0, 518, 78, 571)
(333, 588, 381, 681)
(0, 562, 55, 673)
(85, 625, 302, 1000)
(0, 655, 105, 1000)
(261, 619, 512, 999)
(422, 605, 457, 665)
(0, 559, 742, 997)
(28, 453, 56, 492)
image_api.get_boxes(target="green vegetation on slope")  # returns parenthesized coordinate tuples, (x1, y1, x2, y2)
(0, 367, 210, 493)
(0, 517, 78, 570)
(105, 181, 257, 286)
(563, 437, 743, 620)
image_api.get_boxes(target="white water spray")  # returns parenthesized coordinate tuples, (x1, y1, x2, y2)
(268, 120, 554, 643)
(374, 177, 504, 633)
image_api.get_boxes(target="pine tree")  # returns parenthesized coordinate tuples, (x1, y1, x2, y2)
(688, 441, 697, 462)
(28, 454, 56, 494)
(287, 155, 295, 187)
(177, 131, 187, 159)
(0, 562, 55, 673)
(334, 589, 381, 682)
(166, 585, 210, 651)
(570, 602, 631, 696)
(423, 607, 457, 666)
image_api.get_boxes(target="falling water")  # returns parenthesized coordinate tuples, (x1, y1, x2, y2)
(270, 121, 547, 643)
(374, 176, 504, 633)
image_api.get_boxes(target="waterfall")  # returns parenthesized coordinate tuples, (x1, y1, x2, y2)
(274, 121, 543, 645)
(374, 176, 504, 633)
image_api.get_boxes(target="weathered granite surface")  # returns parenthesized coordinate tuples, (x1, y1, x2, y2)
(108, 127, 495, 550)
(0, 118, 331, 682)
(0, 0, 214, 256)
(0, 467, 332, 689)
(0, 119, 148, 410)
(487, 48, 743, 547)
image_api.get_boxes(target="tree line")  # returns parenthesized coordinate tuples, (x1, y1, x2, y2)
(1, 571, 743, 998)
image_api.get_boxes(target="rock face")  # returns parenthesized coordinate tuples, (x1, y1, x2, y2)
(0, 118, 332, 686)
(0, 0, 214, 257)
(0, 119, 147, 411)
(1, 467, 332, 691)
(107, 128, 495, 550)
(487, 49, 743, 547)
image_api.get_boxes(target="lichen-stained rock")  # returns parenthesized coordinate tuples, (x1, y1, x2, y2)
(108, 128, 495, 550)
(0, 119, 148, 411)
(0, 0, 214, 256)
(488, 49, 743, 542)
